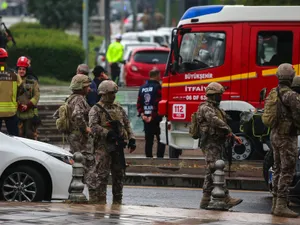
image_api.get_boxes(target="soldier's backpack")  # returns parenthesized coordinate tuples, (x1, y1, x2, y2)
(189, 112, 201, 139)
(54, 96, 73, 133)
(262, 87, 288, 128)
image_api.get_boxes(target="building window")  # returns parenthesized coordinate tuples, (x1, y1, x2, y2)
(179, 32, 226, 72)
(257, 31, 293, 66)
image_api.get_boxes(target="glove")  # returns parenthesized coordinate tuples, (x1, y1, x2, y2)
(128, 138, 136, 150)
(106, 130, 118, 143)
(26, 101, 34, 109)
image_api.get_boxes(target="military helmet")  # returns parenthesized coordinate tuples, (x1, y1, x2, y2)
(69, 74, 91, 91)
(276, 63, 295, 80)
(205, 82, 225, 96)
(98, 80, 118, 94)
(291, 76, 300, 88)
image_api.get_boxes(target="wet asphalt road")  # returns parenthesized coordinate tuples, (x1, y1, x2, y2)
(104, 186, 300, 214)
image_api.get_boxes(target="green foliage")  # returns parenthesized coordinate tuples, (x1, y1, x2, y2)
(219, 0, 300, 5)
(7, 22, 84, 81)
(38, 76, 70, 85)
(28, 0, 98, 29)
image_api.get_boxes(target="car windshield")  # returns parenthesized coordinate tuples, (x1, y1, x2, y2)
(134, 51, 169, 64)
(179, 32, 225, 71)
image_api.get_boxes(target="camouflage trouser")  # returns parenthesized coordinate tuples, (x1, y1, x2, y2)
(67, 132, 89, 181)
(202, 142, 228, 195)
(85, 147, 125, 201)
(18, 119, 38, 140)
(271, 130, 297, 199)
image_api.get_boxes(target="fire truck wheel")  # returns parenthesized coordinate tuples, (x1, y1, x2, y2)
(231, 134, 253, 160)
(169, 147, 182, 159)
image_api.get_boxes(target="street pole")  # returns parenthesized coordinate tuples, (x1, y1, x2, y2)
(165, 0, 170, 27)
(120, 0, 124, 34)
(83, 0, 89, 65)
(132, 0, 137, 31)
(104, 0, 111, 71)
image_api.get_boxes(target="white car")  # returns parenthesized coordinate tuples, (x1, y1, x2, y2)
(0, 132, 73, 202)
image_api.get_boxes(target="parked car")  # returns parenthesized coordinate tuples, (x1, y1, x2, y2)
(124, 47, 170, 87)
(0, 132, 73, 202)
(139, 31, 169, 47)
(123, 13, 144, 32)
(119, 42, 161, 85)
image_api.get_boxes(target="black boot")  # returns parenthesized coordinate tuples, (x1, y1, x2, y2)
(113, 194, 122, 205)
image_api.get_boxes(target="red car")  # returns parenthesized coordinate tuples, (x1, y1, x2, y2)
(124, 47, 170, 87)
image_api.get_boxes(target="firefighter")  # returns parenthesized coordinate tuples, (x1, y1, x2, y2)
(17, 56, 40, 140)
(0, 48, 21, 136)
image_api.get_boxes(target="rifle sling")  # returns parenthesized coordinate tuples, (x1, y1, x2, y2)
(95, 103, 113, 121)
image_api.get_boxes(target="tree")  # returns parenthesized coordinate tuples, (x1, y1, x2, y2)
(221, 0, 300, 5)
(28, 0, 98, 30)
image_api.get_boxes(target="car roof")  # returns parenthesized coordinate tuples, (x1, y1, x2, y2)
(131, 47, 170, 54)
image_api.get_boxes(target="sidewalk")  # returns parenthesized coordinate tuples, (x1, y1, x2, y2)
(0, 202, 298, 225)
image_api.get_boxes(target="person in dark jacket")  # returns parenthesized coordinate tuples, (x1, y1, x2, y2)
(137, 68, 165, 158)
(87, 66, 109, 106)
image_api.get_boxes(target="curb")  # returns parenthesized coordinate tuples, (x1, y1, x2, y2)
(109, 173, 269, 191)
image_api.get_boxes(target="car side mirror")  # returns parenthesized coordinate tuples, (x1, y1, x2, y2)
(259, 87, 267, 102)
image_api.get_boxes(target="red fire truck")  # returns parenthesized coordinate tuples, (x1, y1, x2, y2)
(158, 5, 300, 160)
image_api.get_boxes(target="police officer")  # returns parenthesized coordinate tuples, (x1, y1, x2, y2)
(137, 68, 165, 158)
(0, 48, 21, 136)
(67, 74, 92, 155)
(87, 80, 136, 204)
(198, 82, 243, 209)
(17, 56, 40, 140)
(269, 63, 300, 218)
(106, 34, 123, 85)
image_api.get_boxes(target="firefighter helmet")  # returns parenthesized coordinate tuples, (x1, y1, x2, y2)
(0, 48, 8, 58)
(17, 56, 29, 68)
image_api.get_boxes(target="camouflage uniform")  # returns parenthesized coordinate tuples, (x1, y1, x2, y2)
(198, 82, 242, 209)
(17, 76, 40, 140)
(87, 80, 135, 204)
(67, 74, 91, 157)
(269, 64, 300, 218)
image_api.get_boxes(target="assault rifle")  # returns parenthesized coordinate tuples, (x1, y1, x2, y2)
(96, 104, 127, 169)
(225, 133, 242, 177)
(1, 22, 16, 46)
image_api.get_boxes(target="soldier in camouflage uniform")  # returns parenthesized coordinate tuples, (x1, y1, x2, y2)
(198, 82, 243, 209)
(87, 80, 136, 204)
(270, 63, 300, 218)
(67, 74, 92, 156)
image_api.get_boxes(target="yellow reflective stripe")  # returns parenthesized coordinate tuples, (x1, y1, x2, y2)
(12, 81, 17, 103)
(162, 72, 257, 87)
(162, 64, 300, 88)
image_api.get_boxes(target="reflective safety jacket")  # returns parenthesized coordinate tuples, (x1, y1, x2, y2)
(106, 41, 124, 63)
(0, 65, 21, 117)
(17, 76, 40, 120)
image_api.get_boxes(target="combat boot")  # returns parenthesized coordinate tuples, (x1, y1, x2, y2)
(224, 195, 243, 208)
(113, 194, 122, 205)
(200, 193, 211, 209)
(271, 196, 277, 214)
(88, 189, 99, 204)
(273, 198, 298, 218)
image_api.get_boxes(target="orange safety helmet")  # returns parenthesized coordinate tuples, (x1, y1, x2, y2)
(0, 48, 8, 58)
(17, 56, 29, 68)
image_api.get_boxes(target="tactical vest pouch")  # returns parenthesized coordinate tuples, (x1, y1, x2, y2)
(189, 112, 201, 139)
